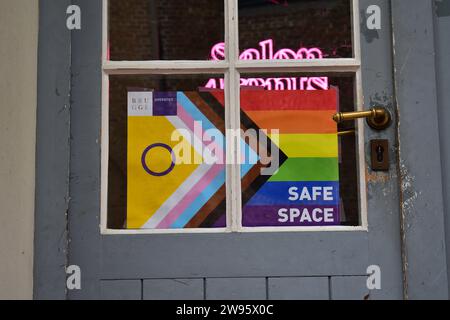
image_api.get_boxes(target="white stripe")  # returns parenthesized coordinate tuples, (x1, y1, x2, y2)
(141, 163, 212, 228)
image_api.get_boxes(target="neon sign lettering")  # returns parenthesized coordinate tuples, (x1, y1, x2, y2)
(211, 39, 323, 61)
(206, 39, 328, 91)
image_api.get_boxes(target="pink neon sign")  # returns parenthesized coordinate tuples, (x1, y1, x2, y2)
(206, 39, 328, 91)
(211, 39, 323, 61)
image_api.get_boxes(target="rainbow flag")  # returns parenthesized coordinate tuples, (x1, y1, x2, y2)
(240, 89, 340, 227)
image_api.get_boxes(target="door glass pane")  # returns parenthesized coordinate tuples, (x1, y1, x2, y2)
(108, 74, 227, 229)
(235, 0, 352, 61)
(108, 0, 225, 60)
(235, 73, 359, 227)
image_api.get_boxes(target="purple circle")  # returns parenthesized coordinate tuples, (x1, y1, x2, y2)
(141, 143, 176, 177)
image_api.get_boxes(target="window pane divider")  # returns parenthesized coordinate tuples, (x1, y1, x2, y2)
(103, 60, 229, 74)
(235, 58, 360, 73)
(103, 59, 361, 75)
(227, 0, 241, 232)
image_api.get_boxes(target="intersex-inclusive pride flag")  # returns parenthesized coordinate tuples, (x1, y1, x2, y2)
(126, 91, 234, 230)
(239, 89, 340, 227)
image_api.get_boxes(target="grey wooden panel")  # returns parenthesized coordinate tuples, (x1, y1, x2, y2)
(34, 0, 71, 300)
(206, 278, 266, 300)
(100, 280, 142, 300)
(392, 0, 449, 299)
(143, 279, 204, 300)
(67, 0, 103, 300)
(101, 232, 369, 279)
(268, 277, 329, 300)
(331, 276, 370, 300)
(360, 0, 403, 300)
(434, 4, 450, 297)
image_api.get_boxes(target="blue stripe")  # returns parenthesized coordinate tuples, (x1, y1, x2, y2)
(246, 181, 340, 206)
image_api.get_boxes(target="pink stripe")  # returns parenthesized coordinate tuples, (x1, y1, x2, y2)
(177, 103, 225, 161)
(177, 103, 196, 132)
(156, 164, 224, 229)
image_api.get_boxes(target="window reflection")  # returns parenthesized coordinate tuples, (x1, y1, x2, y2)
(238, 0, 352, 59)
(109, 0, 224, 60)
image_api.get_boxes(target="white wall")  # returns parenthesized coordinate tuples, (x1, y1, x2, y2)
(0, 0, 38, 299)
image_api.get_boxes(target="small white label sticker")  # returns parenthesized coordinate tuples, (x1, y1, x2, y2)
(128, 91, 153, 116)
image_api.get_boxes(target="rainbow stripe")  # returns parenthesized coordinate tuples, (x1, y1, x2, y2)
(241, 89, 340, 227)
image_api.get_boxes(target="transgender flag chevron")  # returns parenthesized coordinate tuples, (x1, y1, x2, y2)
(126, 91, 230, 229)
(240, 89, 340, 227)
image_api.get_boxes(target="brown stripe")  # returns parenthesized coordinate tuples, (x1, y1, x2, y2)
(184, 92, 225, 134)
(242, 162, 265, 189)
(185, 185, 226, 228)
(200, 199, 226, 227)
(198, 92, 226, 120)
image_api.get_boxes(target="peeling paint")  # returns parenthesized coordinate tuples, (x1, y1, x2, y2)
(365, 167, 396, 185)
(369, 92, 392, 107)
(399, 160, 420, 222)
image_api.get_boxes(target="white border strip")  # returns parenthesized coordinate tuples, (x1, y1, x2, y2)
(101, 225, 367, 235)
(100, 0, 109, 233)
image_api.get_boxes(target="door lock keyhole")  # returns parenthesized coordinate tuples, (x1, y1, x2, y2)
(371, 139, 389, 171)
(376, 145, 384, 163)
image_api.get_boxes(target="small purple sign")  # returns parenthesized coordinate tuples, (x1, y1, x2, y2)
(153, 92, 177, 116)
(243, 205, 340, 227)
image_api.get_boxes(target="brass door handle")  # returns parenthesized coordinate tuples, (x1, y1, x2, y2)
(333, 107, 391, 130)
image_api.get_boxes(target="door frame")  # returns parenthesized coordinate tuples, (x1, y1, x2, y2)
(33, 0, 448, 299)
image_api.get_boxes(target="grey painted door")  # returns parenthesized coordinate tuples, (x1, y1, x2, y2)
(38, 0, 450, 300)
(69, 0, 402, 300)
